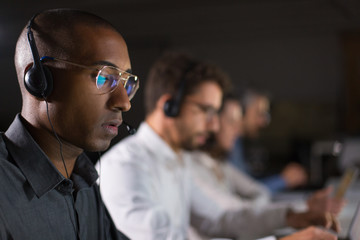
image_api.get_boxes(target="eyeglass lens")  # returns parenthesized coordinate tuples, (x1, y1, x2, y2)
(96, 66, 138, 98)
(188, 101, 218, 122)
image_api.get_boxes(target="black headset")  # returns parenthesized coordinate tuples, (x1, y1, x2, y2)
(163, 79, 185, 117)
(163, 62, 197, 117)
(24, 14, 53, 98)
(24, 14, 137, 136)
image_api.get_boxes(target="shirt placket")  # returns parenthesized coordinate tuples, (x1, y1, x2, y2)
(56, 179, 80, 240)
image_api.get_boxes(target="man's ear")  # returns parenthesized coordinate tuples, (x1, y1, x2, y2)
(155, 94, 180, 118)
(23, 61, 53, 99)
(156, 94, 172, 111)
(160, 93, 182, 118)
(24, 63, 33, 75)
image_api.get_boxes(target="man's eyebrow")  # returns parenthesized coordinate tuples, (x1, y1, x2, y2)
(93, 60, 132, 73)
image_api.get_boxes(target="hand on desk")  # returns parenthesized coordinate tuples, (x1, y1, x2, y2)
(279, 226, 337, 240)
(286, 209, 340, 233)
(281, 163, 308, 188)
(307, 186, 346, 216)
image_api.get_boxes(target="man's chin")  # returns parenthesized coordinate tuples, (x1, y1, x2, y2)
(85, 140, 111, 153)
(196, 135, 208, 146)
(182, 140, 206, 151)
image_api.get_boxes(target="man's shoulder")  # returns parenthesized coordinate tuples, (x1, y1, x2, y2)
(0, 131, 22, 176)
(0, 132, 29, 213)
(0, 132, 8, 159)
(101, 134, 149, 166)
(0, 132, 15, 175)
(106, 134, 144, 159)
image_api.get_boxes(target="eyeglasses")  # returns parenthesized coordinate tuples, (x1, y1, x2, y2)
(40, 56, 139, 100)
(185, 100, 219, 122)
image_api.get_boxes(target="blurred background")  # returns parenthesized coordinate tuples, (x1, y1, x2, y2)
(1, 0, 360, 187)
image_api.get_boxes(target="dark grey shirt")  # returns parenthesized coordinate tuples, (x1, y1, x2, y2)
(0, 115, 129, 240)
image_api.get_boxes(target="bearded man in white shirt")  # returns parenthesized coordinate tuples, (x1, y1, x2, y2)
(97, 52, 338, 240)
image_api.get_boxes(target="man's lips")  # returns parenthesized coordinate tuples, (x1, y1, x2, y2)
(102, 119, 122, 135)
(196, 133, 209, 144)
(103, 119, 122, 128)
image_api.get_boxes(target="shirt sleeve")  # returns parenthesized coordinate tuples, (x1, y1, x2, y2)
(97, 146, 173, 240)
(260, 175, 287, 193)
(190, 173, 289, 240)
(224, 163, 271, 207)
(0, 210, 11, 240)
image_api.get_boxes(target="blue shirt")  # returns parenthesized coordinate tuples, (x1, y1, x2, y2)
(0, 114, 129, 240)
(228, 137, 286, 193)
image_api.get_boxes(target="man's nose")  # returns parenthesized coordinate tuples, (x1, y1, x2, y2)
(207, 114, 220, 133)
(107, 84, 131, 112)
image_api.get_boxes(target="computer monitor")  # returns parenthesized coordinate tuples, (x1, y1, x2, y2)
(339, 138, 360, 171)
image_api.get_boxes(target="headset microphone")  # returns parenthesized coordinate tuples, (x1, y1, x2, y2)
(123, 121, 136, 135)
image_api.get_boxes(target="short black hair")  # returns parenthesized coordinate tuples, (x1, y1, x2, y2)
(23, 8, 119, 60)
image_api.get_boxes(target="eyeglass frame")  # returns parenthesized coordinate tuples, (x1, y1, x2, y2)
(184, 99, 220, 122)
(40, 56, 139, 100)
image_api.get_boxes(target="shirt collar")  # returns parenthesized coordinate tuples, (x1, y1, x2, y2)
(72, 153, 99, 189)
(4, 114, 98, 197)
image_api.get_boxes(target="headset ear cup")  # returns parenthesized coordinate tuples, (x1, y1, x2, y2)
(24, 64, 53, 98)
(163, 62, 196, 118)
(42, 65, 53, 98)
(164, 99, 179, 117)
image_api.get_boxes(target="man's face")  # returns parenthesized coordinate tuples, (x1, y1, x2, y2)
(243, 96, 270, 138)
(46, 25, 132, 152)
(216, 100, 242, 152)
(174, 81, 222, 150)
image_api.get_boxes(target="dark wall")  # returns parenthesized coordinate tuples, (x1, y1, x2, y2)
(1, 0, 360, 160)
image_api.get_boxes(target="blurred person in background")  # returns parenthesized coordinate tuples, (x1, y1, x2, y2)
(190, 94, 271, 208)
(97, 52, 339, 240)
(229, 89, 308, 193)
(188, 94, 345, 239)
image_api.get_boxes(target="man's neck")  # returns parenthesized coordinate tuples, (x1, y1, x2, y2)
(21, 115, 82, 178)
(146, 112, 181, 153)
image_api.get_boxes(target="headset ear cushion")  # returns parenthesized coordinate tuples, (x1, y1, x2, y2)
(24, 64, 53, 98)
(164, 99, 180, 117)
(41, 65, 53, 98)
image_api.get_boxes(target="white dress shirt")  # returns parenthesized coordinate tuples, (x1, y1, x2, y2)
(97, 122, 191, 239)
(97, 123, 290, 240)
(188, 151, 291, 239)
(188, 151, 271, 208)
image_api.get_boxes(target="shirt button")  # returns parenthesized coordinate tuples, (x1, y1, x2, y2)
(63, 181, 70, 186)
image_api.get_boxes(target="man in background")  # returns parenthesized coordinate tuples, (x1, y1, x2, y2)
(189, 94, 344, 239)
(98, 52, 338, 240)
(229, 89, 308, 193)
(191, 94, 271, 208)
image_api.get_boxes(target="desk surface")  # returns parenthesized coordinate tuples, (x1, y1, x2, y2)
(272, 178, 360, 238)
(328, 178, 360, 237)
